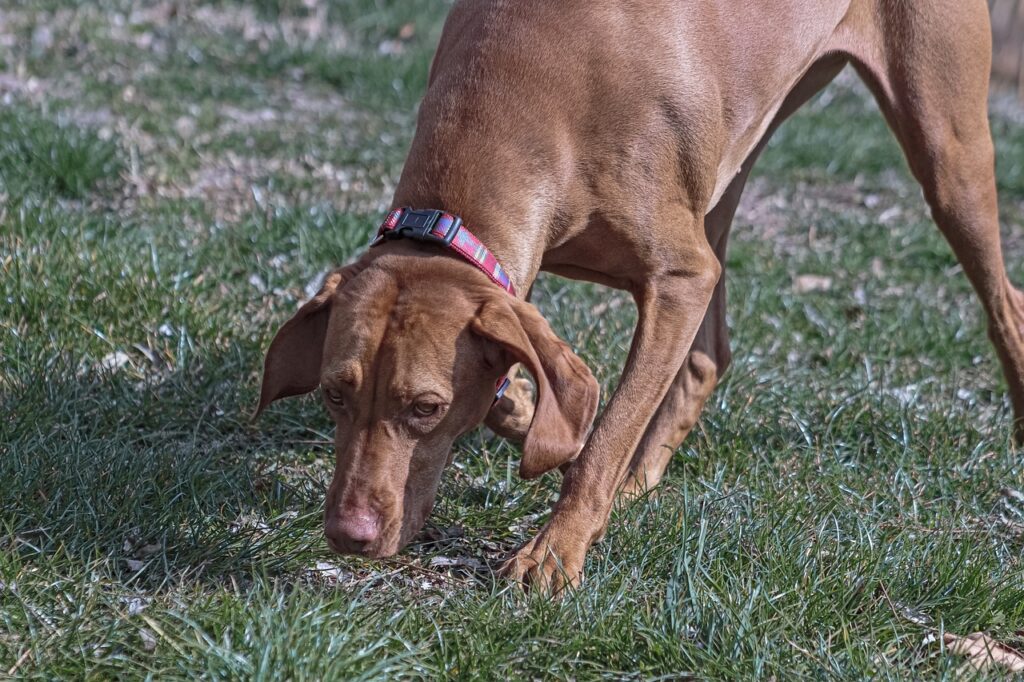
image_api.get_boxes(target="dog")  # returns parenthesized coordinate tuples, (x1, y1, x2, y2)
(258, 0, 1021, 593)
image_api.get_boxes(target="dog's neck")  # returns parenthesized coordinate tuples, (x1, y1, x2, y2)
(391, 102, 565, 297)
(389, 186, 553, 299)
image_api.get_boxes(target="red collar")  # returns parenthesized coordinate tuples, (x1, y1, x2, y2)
(372, 207, 514, 403)
(372, 208, 517, 296)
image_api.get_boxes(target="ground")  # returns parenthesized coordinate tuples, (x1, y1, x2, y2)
(2, 1, 1024, 679)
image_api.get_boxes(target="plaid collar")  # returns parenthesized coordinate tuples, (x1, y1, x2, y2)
(372, 208, 517, 296)
(371, 207, 514, 403)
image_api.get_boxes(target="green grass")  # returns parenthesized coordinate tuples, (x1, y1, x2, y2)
(2, 1, 1024, 679)
(0, 106, 122, 200)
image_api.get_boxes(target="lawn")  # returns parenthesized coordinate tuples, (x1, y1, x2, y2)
(2, 1, 1023, 679)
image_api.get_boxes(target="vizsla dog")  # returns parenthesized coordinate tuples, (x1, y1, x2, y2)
(259, 0, 1021, 593)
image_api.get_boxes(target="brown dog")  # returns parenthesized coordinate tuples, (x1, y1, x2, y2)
(259, 0, 1021, 592)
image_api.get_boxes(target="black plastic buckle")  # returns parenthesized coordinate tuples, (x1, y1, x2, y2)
(492, 376, 511, 405)
(381, 209, 462, 247)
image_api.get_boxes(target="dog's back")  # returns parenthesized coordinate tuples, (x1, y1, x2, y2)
(398, 0, 865, 217)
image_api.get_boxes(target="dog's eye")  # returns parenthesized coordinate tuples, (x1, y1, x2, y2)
(324, 388, 345, 407)
(412, 401, 440, 418)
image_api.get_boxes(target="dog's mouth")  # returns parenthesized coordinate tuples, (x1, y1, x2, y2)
(325, 535, 346, 555)
(325, 533, 396, 559)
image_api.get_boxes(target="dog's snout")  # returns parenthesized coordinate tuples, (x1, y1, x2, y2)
(325, 507, 382, 554)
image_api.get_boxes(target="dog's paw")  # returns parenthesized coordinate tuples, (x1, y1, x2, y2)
(484, 376, 535, 442)
(499, 523, 587, 596)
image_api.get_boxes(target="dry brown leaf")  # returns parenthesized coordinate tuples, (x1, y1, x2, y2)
(940, 632, 1024, 673)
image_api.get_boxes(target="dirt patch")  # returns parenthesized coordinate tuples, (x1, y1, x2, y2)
(188, 3, 350, 53)
(0, 2, 388, 221)
(166, 152, 391, 221)
(734, 173, 929, 251)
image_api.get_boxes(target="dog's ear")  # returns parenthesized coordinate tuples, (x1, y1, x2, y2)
(256, 262, 365, 417)
(472, 298, 600, 479)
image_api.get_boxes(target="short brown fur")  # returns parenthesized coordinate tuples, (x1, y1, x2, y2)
(261, 0, 1021, 593)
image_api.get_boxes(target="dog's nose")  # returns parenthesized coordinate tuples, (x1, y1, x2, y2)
(325, 508, 381, 554)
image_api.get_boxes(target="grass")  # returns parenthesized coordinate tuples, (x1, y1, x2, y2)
(2, 1, 1024, 679)
(0, 106, 122, 199)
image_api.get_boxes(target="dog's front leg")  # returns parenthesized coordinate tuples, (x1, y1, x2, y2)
(504, 235, 721, 594)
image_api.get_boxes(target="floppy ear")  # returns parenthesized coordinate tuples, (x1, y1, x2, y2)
(255, 262, 365, 417)
(472, 299, 600, 479)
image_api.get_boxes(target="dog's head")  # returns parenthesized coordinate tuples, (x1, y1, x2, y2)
(256, 248, 598, 557)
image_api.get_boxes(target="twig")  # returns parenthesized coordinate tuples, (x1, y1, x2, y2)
(7, 648, 31, 676)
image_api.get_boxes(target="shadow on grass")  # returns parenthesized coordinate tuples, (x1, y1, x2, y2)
(1, 343, 341, 588)
(0, 340, 526, 593)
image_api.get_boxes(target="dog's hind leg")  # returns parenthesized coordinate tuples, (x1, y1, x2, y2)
(851, 0, 1024, 439)
(483, 365, 534, 442)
